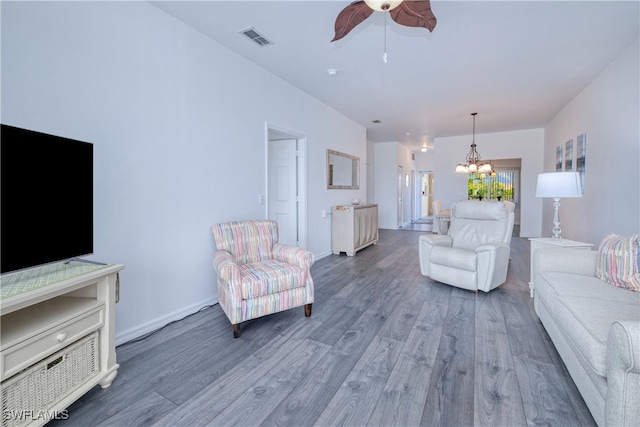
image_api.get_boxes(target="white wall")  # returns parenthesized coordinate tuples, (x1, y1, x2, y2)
(543, 40, 640, 245)
(414, 150, 435, 172)
(1, 1, 366, 343)
(372, 141, 416, 229)
(374, 142, 399, 229)
(433, 128, 545, 237)
(366, 140, 376, 203)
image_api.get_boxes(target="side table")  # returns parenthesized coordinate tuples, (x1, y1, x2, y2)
(528, 237, 593, 297)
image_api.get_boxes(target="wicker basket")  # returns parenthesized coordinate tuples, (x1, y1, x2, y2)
(1, 332, 99, 427)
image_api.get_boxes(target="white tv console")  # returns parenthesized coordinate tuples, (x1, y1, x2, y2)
(0, 261, 124, 427)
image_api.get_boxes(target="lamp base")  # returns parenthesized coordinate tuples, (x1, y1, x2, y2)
(551, 197, 562, 240)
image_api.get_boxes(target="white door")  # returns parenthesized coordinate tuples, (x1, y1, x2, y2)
(268, 139, 297, 246)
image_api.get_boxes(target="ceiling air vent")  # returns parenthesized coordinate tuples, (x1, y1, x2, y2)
(239, 27, 273, 47)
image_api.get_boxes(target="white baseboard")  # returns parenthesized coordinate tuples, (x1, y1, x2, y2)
(115, 297, 217, 346)
(314, 249, 334, 261)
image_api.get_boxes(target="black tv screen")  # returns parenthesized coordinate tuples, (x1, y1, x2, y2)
(1, 124, 93, 273)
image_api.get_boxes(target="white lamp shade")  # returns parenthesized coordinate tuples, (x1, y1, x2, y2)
(467, 163, 478, 173)
(364, 0, 403, 11)
(536, 172, 582, 198)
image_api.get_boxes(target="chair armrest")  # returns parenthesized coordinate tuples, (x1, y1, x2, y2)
(213, 250, 240, 283)
(418, 234, 453, 276)
(476, 243, 512, 291)
(533, 248, 598, 276)
(605, 320, 640, 426)
(419, 234, 453, 247)
(273, 243, 315, 270)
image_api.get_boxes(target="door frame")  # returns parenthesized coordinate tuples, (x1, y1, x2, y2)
(265, 122, 308, 249)
(397, 165, 403, 228)
(410, 169, 416, 223)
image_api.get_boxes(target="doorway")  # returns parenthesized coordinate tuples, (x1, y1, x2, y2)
(418, 171, 435, 219)
(266, 124, 307, 248)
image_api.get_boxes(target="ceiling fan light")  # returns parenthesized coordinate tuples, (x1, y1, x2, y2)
(364, 0, 403, 12)
(420, 146, 428, 152)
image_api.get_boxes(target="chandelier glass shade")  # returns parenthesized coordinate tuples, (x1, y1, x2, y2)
(455, 113, 492, 174)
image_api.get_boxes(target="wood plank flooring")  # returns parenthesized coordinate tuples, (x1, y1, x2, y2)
(50, 229, 596, 426)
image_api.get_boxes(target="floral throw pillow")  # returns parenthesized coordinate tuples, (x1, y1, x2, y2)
(596, 233, 640, 292)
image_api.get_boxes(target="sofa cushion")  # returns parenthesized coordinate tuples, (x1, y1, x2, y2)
(239, 260, 306, 299)
(536, 271, 634, 316)
(554, 295, 640, 377)
(430, 246, 477, 271)
(596, 233, 640, 291)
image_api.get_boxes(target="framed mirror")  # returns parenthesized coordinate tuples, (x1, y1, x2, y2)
(327, 149, 360, 189)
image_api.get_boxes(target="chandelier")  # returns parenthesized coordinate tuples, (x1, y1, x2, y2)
(455, 113, 493, 174)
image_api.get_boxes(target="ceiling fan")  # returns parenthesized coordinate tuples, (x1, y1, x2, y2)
(332, 0, 437, 42)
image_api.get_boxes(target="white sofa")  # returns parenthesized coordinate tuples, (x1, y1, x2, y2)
(533, 248, 640, 426)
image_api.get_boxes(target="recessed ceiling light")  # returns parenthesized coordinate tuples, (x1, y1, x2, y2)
(327, 68, 338, 76)
(372, 120, 381, 124)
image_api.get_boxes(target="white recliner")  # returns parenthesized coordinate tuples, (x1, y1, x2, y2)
(419, 200, 515, 292)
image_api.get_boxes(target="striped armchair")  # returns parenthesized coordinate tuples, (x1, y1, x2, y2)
(211, 220, 314, 338)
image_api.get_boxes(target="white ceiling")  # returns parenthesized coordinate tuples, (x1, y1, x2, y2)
(150, 0, 639, 151)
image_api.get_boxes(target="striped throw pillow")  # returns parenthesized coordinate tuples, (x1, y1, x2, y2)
(596, 233, 640, 292)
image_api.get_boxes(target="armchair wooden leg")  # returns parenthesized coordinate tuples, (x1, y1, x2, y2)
(304, 303, 313, 317)
(232, 323, 241, 338)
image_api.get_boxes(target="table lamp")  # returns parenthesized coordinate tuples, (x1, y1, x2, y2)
(536, 172, 582, 239)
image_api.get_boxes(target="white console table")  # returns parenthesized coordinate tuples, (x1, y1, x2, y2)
(1, 261, 124, 426)
(332, 203, 379, 256)
(528, 237, 593, 297)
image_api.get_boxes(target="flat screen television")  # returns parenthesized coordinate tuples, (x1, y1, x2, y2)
(1, 124, 93, 274)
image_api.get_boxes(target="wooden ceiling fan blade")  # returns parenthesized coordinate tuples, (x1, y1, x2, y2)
(332, 1, 375, 42)
(390, 0, 437, 32)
